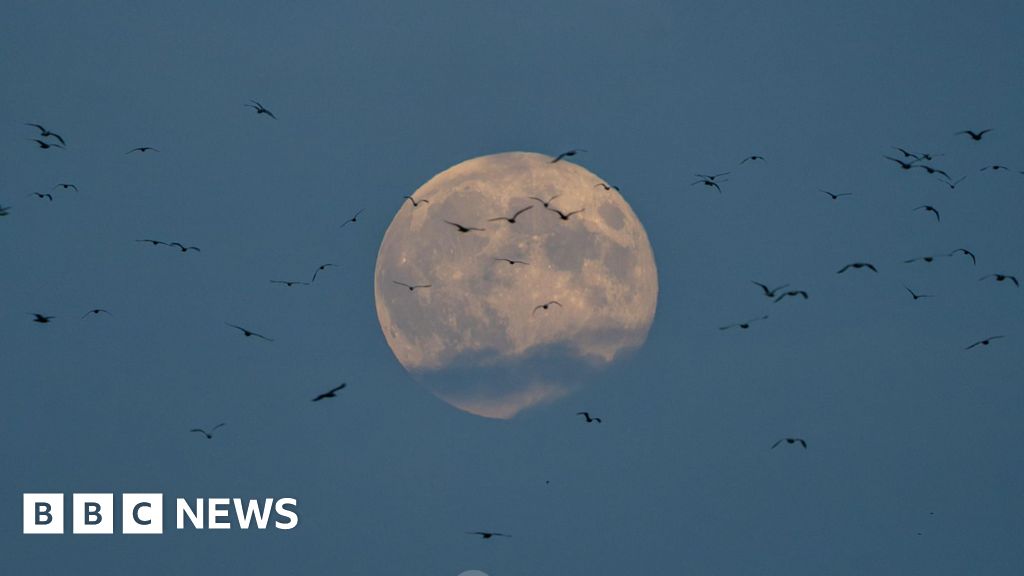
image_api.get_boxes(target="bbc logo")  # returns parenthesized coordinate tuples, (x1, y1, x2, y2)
(24, 493, 164, 535)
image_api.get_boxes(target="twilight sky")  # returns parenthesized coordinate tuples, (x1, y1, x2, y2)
(2, 1, 1023, 574)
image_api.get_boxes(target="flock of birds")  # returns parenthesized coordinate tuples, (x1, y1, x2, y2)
(8, 108, 1021, 542)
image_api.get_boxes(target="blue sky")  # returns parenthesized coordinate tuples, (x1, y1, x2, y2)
(2, 1, 1023, 574)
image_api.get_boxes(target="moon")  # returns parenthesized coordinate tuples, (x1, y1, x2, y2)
(374, 152, 658, 419)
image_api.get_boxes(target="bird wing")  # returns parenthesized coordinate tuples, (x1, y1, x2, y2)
(393, 280, 412, 288)
(771, 439, 783, 449)
(331, 383, 347, 393)
(212, 423, 226, 431)
(512, 205, 533, 218)
(837, 264, 851, 274)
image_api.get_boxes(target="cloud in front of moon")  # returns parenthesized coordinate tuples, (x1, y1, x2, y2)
(374, 152, 658, 419)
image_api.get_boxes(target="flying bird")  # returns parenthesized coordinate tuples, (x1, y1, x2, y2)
(30, 138, 64, 149)
(225, 323, 274, 341)
(774, 290, 809, 303)
(25, 123, 65, 145)
(772, 438, 807, 449)
(126, 146, 159, 154)
(837, 262, 878, 274)
(311, 263, 338, 282)
(312, 383, 347, 402)
(528, 194, 560, 208)
(81, 308, 113, 318)
(244, 100, 276, 119)
(467, 531, 511, 539)
(884, 155, 916, 170)
(695, 172, 730, 181)
(979, 273, 1019, 287)
(938, 175, 967, 190)
(494, 258, 528, 266)
(965, 336, 1004, 350)
(28, 192, 54, 202)
(753, 281, 789, 298)
(270, 280, 310, 287)
(0, 205, 10, 216)
(339, 208, 365, 228)
(403, 195, 429, 207)
(904, 255, 944, 264)
(955, 129, 992, 141)
(136, 239, 167, 246)
(168, 242, 200, 253)
(488, 205, 533, 224)
(544, 206, 585, 221)
(948, 248, 976, 265)
(904, 286, 934, 300)
(443, 220, 485, 233)
(190, 423, 226, 439)
(740, 155, 766, 164)
(691, 177, 723, 193)
(551, 149, 586, 163)
(980, 164, 1013, 172)
(914, 205, 941, 222)
(31, 313, 55, 324)
(594, 182, 620, 191)
(913, 164, 950, 179)
(52, 183, 78, 192)
(393, 280, 431, 291)
(576, 411, 602, 423)
(532, 300, 563, 315)
(719, 315, 768, 330)
(819, 189, 852, 201)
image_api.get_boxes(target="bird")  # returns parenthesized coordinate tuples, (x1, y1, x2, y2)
(339, 208, 365, 228)
(551, 149, 586, 163)
(312, 383, 347, 402)
(904, 286, 934, 300)
(965, 336, 1005, 350)
(980, 164, 1013, 172)
(29, 192, 54, 202)
(168, 242, 200, 253)
(0, 205, 10, 216)
(244, 100, 276, 119)
(594, 182, 620, 191)
(774, 290, 809, 303)
(892, 146, 922, 160)
(955, 129, 992, 141)
(819, 189, 852, 200)
(403, 195, 430, 207)
(979, 273, 1019, 287)
(270, 280, 310, 287)
(771, 438, 807, 449)
(753, 281, 789, 298)
(31, 313, 55, 324)
(576, 411, 602, 423)
(126, 146, 159, 154)
(739, 155, 766, 164)
(884, 155, 916, 170)
(443, 220, 485, 233)
(913, 164, 950, 179)
(225, 323, 274, 341)
(719, 315, 768, 330)
(528, 194, 561, 208)
(190, 423, 226, 439)
(533, 301, 563, 315)
(311, 263, 338, 282)
(938, 175, 967, 190)
(393, 280, 431, 291)
(52, 183, 78, 192)
(466, 531, 511, 539)
(837, 262, 878, 273)
(904, 255, 944, 264)
(81, 308, 113, 318)
(914, 205, 941, 222)
(136, 239, 167, 246)
(30, 138, 64, 149)
(488, 205, 533, 224)
(25, 123, 65, 145)
(948, 248, 976, 265)
(695, 172, 730, 181)
(494, 258, 528, 266)
(691, 177, 723, 193)
(544, 206, 585, 221)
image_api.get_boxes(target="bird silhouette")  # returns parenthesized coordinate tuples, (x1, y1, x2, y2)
(126, 146, 159, 154)
(753, 281, 789, 298)
(30, 139, 64, 150)
(979, 274, 1019, 287)
(884, 155, 916, 170)
(29, 192, 54, 202)
(393, 281, 431, 291)
(168, 242, 200, 253)
(774, 290, 809, 303)
(494, 258, 528, 266)
(244, 100, 276, 119)
(720, 315, 768, 330)
(52, 183, 78, 192)
(340, 208, 365, 228)
(594, 182, 620, 191)
(528, 194, 561, 208)
(488, 205, 533, 223)
(913, 164, 950, 179)
(403, 195, 430, 207)
(532, 301, 563, 315)
(691, 177, 723, 193)
(444, 220, 485, 233)
(311, 263, 338, 283)
(819, 189, 852, 200)
(904, 286, 934, 300)
(955, 129, 992, 141)
(965, 336, 1004, 350)
(892, 146, 922, 160)
(270, 280, 310, 287)
(312, 383, 347, 402)
(81, 308, 113, 318)
(25, 123, 65, 145)
(771, 438, 807, 449)
(740, 155, 766, 164)
(467, 531, 511, 539)
(938, 175, 967, 190)
(695, 172, 730, 181)
(190, 423, 226, 439)
(551, 149, 586, 163)
(914, 205, 941, 222)
(904, 255, 945, 264)
(136, 239, 167, 246)
(544, 206, 585, 221)
(980, 164, 1013, 172)
(948, 248, 976, 265)
(225, 323, 273, 341)
(837, 262, 878, 274)
(31, 313, 55, 324)
(0, 205, 10, 216)
(576, 411, 602, 423)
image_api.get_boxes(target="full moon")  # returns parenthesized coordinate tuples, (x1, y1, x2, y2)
(374, 152, 658, 419)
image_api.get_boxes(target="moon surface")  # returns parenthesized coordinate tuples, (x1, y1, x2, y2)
(374, 152, 658, 419)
